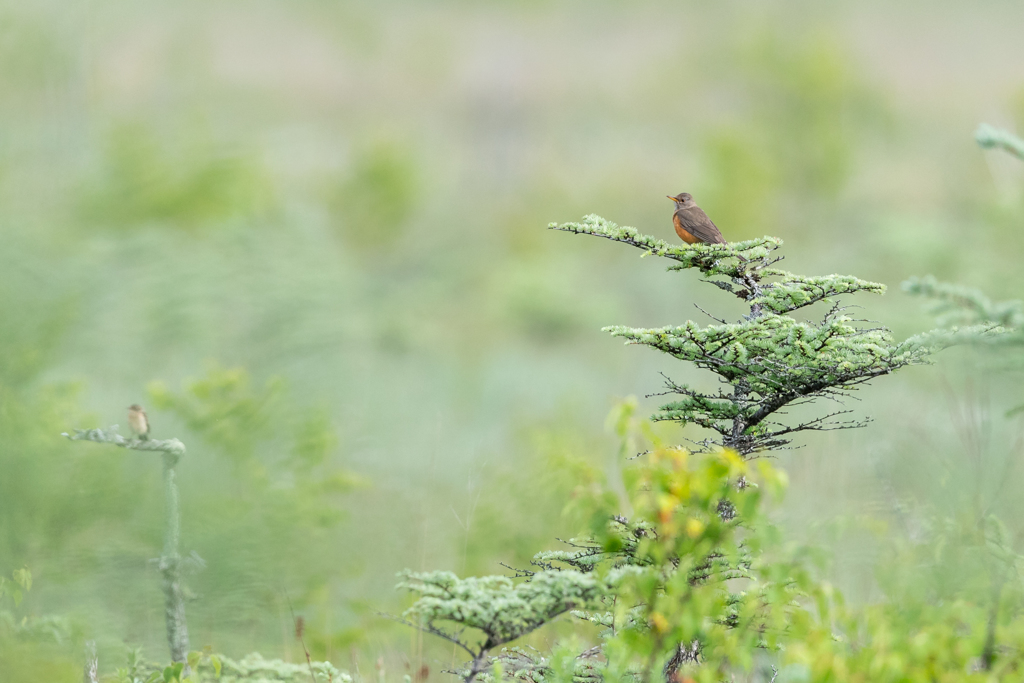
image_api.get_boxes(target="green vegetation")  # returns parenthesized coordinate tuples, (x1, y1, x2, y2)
(3, 2, 1024, 682)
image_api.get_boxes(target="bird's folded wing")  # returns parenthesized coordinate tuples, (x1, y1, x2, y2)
(677, 207, 727, 244)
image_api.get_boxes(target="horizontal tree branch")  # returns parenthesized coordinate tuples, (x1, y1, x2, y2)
(63, 426, 186, 460)
(976, 123, 1024, 162)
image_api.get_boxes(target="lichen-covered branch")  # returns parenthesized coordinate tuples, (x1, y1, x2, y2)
(903, 275, 1024, 329)
(160, 453, 190, 667)
(605, 314, 924, 453)
(975, 123, 1024, 161)
(550, 217, 990, 455)
(63, 426, 185, 459)
(399, 570, 609, 648)
(63, 425, 191, 667)
(83, 640, 99, 683)
(549, 215, 779, 279)
(394, 449, 786, 683)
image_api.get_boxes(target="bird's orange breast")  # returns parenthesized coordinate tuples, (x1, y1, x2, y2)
(673, 215, 699, 244)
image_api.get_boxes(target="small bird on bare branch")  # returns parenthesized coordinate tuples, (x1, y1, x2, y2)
(127, 404, 150, 441)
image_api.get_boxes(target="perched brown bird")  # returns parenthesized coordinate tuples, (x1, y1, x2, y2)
(127, 404, 150, 441)
(668, 192, 727, 245)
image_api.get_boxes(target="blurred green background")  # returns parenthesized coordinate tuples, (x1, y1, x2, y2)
(3, 0, 1024, 679)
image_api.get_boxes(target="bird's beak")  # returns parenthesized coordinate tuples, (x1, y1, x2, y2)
(666, 195, 676, 201)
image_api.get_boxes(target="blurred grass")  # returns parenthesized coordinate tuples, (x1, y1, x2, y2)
(3, 0, 1024, 679)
